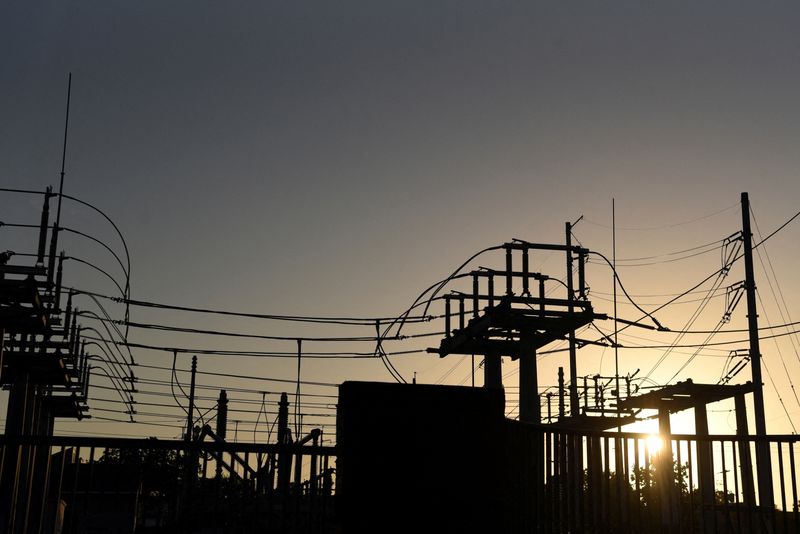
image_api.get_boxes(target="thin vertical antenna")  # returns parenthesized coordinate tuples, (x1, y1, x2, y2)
(56, 72, 72, 228)
(295, 339, 302, 437)
(613, 199, 620, 409)
(48, 73, 72, 291)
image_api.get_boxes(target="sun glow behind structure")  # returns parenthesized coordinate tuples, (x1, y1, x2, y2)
(646, 434, 664, 454)
(3, 2, 800, 446)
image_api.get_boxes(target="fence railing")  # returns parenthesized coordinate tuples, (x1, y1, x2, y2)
(0, 434, 336, 534)
(506, 423, 800, 533)
(2, 427, 799, 533)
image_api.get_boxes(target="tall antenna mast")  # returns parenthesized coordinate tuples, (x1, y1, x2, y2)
(56, 72, 72, 228)
(613, 199, 620, 409)
(47, 73, 73, 291)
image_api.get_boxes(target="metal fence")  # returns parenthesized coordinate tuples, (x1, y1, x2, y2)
(506, 424, 800, 533)
(2, 428, 799, 533)
(0, 434, 336, 534)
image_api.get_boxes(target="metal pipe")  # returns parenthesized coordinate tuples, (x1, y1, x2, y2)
(445, 297, 451, 337)
(505, 246, 512, 295)
(522, 247, 529, 295)
(35, 188, 51, 265)
(472, 274, 479, 319)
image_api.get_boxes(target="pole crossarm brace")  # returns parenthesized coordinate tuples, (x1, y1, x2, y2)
(617, 379, 755, 414)
(428, 296, 600, 358)
(508, 239, 589, 255)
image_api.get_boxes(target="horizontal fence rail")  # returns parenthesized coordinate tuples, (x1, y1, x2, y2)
(1, 429, 799, 533)
(510, 426, 800, 534)
(0, 435, 336, 534)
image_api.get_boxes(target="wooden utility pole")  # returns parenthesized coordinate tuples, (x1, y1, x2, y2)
(216, 389, 228, 440)
(741, 192, 774, 509)
(185, 355, 197, 441)
(566, 223, 578, 415)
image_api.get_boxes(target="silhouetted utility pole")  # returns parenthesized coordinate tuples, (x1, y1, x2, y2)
(566, 222, 578, 414)
(180, 355, 198, 534)
(216, 389, 228, 440)
(215, 390, 227, 479)
(277, 392, 292, 494)
(741, 192, 774, 509)
(185, 355, 197, 442)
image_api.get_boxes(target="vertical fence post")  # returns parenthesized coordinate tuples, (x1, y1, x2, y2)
(695, 405, 715, 532)
(734, 393, 756, 518)
(658, 409, 676, 532)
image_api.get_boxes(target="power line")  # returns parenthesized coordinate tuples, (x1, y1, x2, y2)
(64, 256, 127, 299)
(81, 334, 425, 358)
(751, 207, 800, 367)
(664, 286, 742, 384)
(614, 328, 800, 350)
(70, 288, 434, 326)
(590, 288, 725, 298)
(601, 237, 726, 263)
(378, 244, 505, 382)
(90, 381, 336, 406)
(131, 365, 340, 388)
(0, 186, 137, 334)
(761, 358, 798, 434)
(132, 376, 337, 397)
(616, 320, 800, 336)
(587, 240, 724, 267)
(0, 223, 129, 281)
(588, 250, 666, 330)
(586, 206, 800, 350)
(752, 208, 800, 250)
(755, 290, 800, 409)
(76, 313, 442, 343)
(587, 243, 742, 351)
(636, 206, 800, 382)
(89, 396, 335, 417)
(591, 290, 725, 307)
(582, 202, 738, 231)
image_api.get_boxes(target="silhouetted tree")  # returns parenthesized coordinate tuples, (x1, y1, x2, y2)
(99, 440, 181, 530)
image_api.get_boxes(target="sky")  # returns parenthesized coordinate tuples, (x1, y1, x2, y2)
(2, 1, 800, 442)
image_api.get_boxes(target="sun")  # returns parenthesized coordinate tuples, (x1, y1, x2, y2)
(646, 435, 664, 454)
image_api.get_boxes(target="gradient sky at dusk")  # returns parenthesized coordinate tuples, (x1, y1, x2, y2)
(2, 1, 800, 440)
